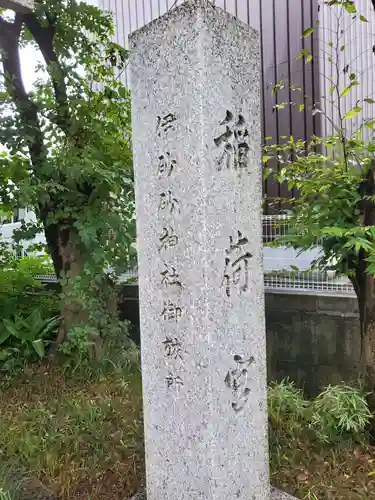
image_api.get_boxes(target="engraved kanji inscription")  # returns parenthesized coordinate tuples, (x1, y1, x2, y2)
(160, 263, 182, 288)
(158, 152, 177, 177)
(157, 112, 177, 137)
(225, 354, 255, 413)
(161, 300, 182, 322)
(159, 227, 179, 252)
(214, 110, 250, 170)
(223, 231, 253, 297)
(165, 372, 184, 390)
(163, 336, 184, 360)
(158, 190, 180, 214)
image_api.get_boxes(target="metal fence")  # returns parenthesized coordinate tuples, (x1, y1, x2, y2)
(262, 215, 354, 296)
(36, 216, 355, 296)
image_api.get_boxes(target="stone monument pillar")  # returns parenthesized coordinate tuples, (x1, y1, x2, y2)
(0, 0, 33, 11)
(130, 1, 295, 499)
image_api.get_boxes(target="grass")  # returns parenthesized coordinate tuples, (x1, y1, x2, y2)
(0, 354, 144, 500)
(270, 435, 375, 498)
(269, 380, 375, 498)
(1, 365, 375, 499)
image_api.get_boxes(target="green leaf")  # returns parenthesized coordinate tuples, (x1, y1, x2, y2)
(349, 73, 356, 81)
(328, 41, 334, 48)
(0, 350, 12, 361)
(306, 54, 313, 63)
(364, 98, 375, 104)
(32, 339, 45, 359)
(299, 103, 305, 112)
(321, 227, 344, 237)
(360, 15, 368, 22)
(343, 1, 356, 14)
(0, 328, 11, 345)
(329, 85, 336, 95)
(302, 27, 314, 38)
(340, 81, 358, 97)
(263, 155, 271, 164)
(3, 319, 23, 340)
(343, 106, 361, 120)
(340, 45, 345, 52)
(340, 85, 351, 97)
(264, 168, 271, 180)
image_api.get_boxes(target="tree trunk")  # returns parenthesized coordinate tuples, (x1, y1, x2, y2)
(45, 223, 87, 350)
(358, 275, 375, 399)
(356, 160, 375, 432)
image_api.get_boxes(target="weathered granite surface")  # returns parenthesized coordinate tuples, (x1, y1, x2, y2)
(130, 1, 296, 499)
(129, 488, 297, 499)
(0, 0, 33, 11)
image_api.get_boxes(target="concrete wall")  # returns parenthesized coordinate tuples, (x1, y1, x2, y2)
(120, 287, 361, 396)
(266, 292, 361, 396)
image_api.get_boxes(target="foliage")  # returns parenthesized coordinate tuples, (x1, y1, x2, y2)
(0, 0, 136, 346)
(268, 379, 370, 444)
(310, 384, 372, 442)
(0, 310, 59, 370)
(269, 382, 374, 499)
(0, 253, 58, 321)
(264, 2, 375, 288)
(268, 379, 309, 436)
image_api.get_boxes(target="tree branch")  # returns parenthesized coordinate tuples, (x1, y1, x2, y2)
(0, 14, 46, 169)
(19, 11, 71, 134)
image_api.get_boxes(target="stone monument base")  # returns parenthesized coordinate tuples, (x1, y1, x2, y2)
(129, 488, 297, 499)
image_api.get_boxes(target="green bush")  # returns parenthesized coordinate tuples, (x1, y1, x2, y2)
(309, 384, 371, 443)
(268, 380, 371, 444)
(0, 255, 57, 321)
(0, 254, 59, 371)
(0, 310, 59, 370)
(268, 379, 309, 436)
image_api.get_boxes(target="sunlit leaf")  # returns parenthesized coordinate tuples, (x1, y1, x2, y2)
(299, 104, 305, 112)
(360, 15, 368, 22)
(343, 1, 356, 14)
(263, 155, 271, 164)
(343, 106, 361, 120)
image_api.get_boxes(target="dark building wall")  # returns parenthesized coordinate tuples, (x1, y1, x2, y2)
(119, 286, 361, 396)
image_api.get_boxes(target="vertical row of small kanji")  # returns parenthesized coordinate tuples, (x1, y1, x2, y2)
(156, 112, 185, 391)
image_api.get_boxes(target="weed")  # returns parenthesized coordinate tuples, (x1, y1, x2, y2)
(0, 462, 23, 500)
(310, 384, 371, 443)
